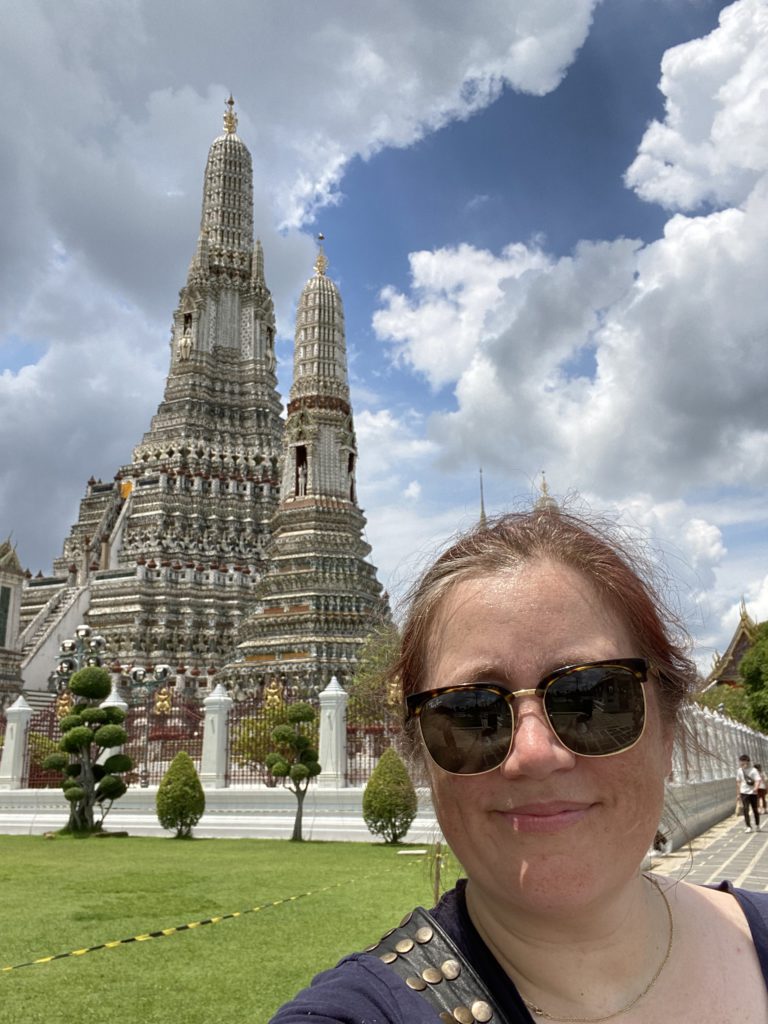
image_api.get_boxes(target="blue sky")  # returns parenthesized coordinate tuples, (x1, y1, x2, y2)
(1, 0, 767, 671)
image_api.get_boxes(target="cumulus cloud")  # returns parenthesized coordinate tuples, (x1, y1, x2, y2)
(625, 0, 768, 211)
(368, 0, 768, 658)
(374, 0, 768, 502)
(746, 575, 768, 624)
(356, 408, 437, 498)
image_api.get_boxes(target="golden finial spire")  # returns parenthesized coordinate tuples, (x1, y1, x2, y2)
(479, 467, 487, 528)
(534, 470, 557, 510)
(223, 94, 238, 134)
(314, 232, 328, 276)
(739, 597, 757, 632)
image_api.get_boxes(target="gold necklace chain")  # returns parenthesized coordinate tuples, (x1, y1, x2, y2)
(522, 876, 674, 1024)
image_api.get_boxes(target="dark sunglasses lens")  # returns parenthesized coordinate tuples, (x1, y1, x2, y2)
(419, 689, 512, 774)
(544, 667, 645, 756)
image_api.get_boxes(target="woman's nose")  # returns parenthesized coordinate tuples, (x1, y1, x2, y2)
(499, 698, 576, 779)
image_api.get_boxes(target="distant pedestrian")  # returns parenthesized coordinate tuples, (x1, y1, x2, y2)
(738, 753, 761, 832)
(755, 762, 767, 813)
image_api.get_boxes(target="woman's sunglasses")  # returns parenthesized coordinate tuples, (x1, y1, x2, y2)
(405, 659, 649, 775)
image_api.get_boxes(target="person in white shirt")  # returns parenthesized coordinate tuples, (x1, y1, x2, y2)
(738, 754, 762, 832)
(755, 762, 767, 813)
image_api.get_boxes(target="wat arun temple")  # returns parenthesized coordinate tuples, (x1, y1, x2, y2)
(2, 99, 388, 705)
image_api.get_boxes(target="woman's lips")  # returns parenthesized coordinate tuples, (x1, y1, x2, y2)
(496, 801, 595, 833)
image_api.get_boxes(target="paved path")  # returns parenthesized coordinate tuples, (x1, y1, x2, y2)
(650, 813, 768, 891)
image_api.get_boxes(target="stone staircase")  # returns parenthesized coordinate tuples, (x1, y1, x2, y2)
(20, 584, 78, 656)
(20, 689, 57, 713)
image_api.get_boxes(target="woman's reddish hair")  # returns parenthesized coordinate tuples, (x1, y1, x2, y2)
(394, 505, 697, 724)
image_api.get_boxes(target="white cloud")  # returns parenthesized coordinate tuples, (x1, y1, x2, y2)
(369, 0, 768, 660)
(356, 407, 437, 497)
(374, 145, 768, 502)
(746, 575, 768, 624)
(403, 481, 422, 500)
(374, 243, 552, 389)
(625, 0, 768, 211)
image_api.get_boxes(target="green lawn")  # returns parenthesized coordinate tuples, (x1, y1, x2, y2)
(0, 834, 461, 1024)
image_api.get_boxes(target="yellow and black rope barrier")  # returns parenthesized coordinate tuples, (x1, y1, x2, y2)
(2, 877, 350, 974)
(1, 858, 427, 975)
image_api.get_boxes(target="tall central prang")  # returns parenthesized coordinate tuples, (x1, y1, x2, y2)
(18, 100, 284, 692)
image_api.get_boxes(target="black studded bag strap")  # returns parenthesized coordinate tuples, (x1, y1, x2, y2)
(363, 906, 514, 1024)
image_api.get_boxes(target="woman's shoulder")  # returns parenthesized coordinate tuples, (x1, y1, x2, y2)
(681, 879, 768, 982)
(268, 951, 443, 1023)
(718, 882, 768, 944)
(712, 881, 768, 916)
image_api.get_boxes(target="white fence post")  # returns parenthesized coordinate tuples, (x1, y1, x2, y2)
(99, 677, 130, 765)
(317, 676, 348, 789)
(0, 695, 34, 789)
(200, 684, 233, 789)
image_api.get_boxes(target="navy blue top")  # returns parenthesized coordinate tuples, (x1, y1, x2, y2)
(269, 880, 768, 1023)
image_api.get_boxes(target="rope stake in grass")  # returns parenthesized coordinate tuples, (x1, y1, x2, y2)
(1, 859, 423, 975)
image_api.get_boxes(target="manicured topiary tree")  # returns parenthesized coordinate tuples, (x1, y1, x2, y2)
(265, 702, 321, 841)
(156, 751, 205, 838)
(363, 747, 417, 844)
(41, 666, 132, 834)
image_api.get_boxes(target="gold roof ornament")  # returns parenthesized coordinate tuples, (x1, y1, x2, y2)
(739, 597, 756, 630)
(314, 233, 329, 276)
(534, 470, 557, 511)
(223, 94, 238, 134)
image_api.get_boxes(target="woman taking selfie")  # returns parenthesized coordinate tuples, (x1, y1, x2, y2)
(272, 506, 768, 1023)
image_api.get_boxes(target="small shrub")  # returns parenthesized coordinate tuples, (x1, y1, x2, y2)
(102, 706, 127, 725)
(80, 708, 108, 725)
(68, 667, 111, 700)
(96, 775, 127, 801)
(363, 747, 418, 844)
(59, 714, 85, 732)
(60, 727, 95, 753)
(102, 753, 133, 774)
(92, 724, 128, 748)
(156, 752, 205, 839)
(42, 753, 69, 773)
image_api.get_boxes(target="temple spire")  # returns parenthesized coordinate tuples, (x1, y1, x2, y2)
(199, 97, 253, 255)
(314, 233, 329, 276)
(479, 467, 487, 527)
(535, 470, 557, 510)
(289, 238, 349, 406)
(223, 94, 238, 134)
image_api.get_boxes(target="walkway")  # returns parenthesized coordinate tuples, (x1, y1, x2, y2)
(650, 813, 768, 891)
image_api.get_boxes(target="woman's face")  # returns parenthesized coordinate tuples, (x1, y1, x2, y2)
(421, 558, 673, 917)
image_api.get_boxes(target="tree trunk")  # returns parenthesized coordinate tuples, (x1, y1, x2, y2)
(68, 747, 96, 833)
(291, 784, 306, 842)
